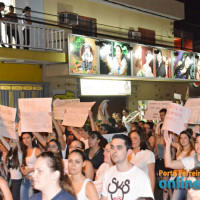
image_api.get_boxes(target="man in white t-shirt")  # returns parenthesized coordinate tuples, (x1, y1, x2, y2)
(101, 134, 154, 200)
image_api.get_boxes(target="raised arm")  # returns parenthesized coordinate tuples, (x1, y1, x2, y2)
(69, 127, 81, 140)
(53, 119, 66, 150)
(98, 102, 109, 125)
(104, 104, 110, 120)
(164, 131, 184, 169)
(88, 111, 96, 131)
(171, 141, 179, 149)
(32, 132, 46, 147)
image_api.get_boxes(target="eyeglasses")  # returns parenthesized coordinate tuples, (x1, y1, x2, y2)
(47, 145, 58, 149)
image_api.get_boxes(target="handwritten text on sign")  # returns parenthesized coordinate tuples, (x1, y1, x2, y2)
(19, 98, 52, 132)
(62, 102, 95, 127)
(0, 105, 16, 139)
(162, 103, 191, 135)
(144, 101, 171, 121)
(53, 98, 80, 120)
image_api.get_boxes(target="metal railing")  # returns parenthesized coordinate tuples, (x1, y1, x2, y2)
(0, 20, 65, 52)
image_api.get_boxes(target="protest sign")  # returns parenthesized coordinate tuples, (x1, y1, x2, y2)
(19, 98, 52, 132)
(103, 132, 128, 142)
(184, 98, 200, 124)
(144, 101, 171, 121)
(0, 105, 16, 139)
(162, 103, 191, 135)
(62, 102, 95, 127)
(53, 98, 80, 120)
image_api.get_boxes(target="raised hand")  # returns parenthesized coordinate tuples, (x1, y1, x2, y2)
(164, 130, 172, 146)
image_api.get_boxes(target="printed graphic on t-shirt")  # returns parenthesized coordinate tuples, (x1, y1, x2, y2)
(108, 177, 130, 200)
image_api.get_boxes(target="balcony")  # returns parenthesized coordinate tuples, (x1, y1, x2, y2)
(0, 20, 66, 64)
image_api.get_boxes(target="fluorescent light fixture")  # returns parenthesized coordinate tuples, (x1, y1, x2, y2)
(80, 79, 131, 96)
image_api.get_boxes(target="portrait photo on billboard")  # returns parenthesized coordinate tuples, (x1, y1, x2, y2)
(68, 35, 98, 74)
(172, 51, 195, 79)
(195, 54, 200, 80)
(133, 45, 154, 77)
(99, 41, 131, 76)
(154, 48, 171, 78)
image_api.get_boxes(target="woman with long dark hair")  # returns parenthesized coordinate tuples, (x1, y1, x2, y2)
(129, 128, 155, 192)
(0, 132, 22, 200)
(85, 131, 104, 171)
(68, 149, 99, 200)
(20, 132, 41, 200)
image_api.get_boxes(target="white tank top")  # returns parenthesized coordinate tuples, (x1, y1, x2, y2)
(10, 151, 22, 180)
(25, 148, 37, 176)
(77, 178, 90, 200)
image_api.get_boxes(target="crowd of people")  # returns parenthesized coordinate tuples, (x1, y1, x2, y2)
(0, 101, 200, 200)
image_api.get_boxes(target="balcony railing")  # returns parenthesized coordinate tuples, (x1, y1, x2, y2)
(0, 20, 65, 52)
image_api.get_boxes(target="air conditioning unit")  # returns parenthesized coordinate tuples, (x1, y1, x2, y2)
(128, 30, 141, 41)
(58, 12, 79, 26)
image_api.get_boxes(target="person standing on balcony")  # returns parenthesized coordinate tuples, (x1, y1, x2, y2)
(0, 2, 6, 47)
(22, 6, 31, 50)
(5, 5, 20, 49)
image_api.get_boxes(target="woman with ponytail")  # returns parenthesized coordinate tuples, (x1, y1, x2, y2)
(68, 149, 99, 200)
(30, 151, 76, 200)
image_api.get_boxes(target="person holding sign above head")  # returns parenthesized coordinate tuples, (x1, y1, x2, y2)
(0, 131, 22, 200)
(20, 132, 41, 200)
(32, 118, 67, 159)
(70, 110, 96, 150)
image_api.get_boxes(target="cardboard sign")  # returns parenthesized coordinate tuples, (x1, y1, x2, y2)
(53, 98, 80, 120)
(19, 98, 52, 132)
(62, 102, 95, 127)
(184, 98, 200, 124)
(103, 132, 128, 142)
(144, 101, 171, 121)
(162, 103, 191, 135)
(0, 105, 16, 139)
